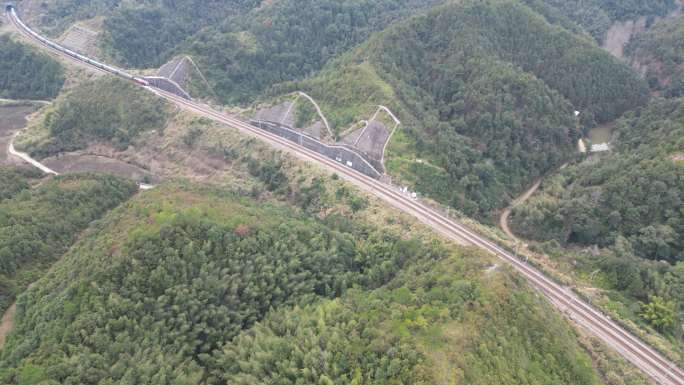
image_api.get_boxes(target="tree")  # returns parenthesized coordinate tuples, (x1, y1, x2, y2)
(640, 296, 676, 333)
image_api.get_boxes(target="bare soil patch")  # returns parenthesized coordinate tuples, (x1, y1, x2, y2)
(603, 18, 647, 59)
(0, 303, 16, 349)
(42, 154, 159, 183)
(0, 105, 37, 164)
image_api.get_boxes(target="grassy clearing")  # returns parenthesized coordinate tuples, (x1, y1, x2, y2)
(278, 60, 400, 133)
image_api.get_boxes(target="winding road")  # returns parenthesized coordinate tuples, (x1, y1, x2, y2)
(6, 7, 684, 385)
(500, 178, 542, 242)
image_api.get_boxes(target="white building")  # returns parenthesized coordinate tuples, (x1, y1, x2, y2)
(590, 143, 610, 153)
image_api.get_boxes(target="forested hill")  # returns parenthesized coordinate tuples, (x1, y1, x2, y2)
(511, 97, 684, 262)
(20, 77, 168, 159)
(0, 184, 602, 384)
(100, 0, 261, 68)
(276, 0, 647, 220)
(626, 15, 684, 98)
(0, 35, 64, 100)
(21, 0, 447, 94)
(20, 0, 260, 50)
(509, 97, 684, 339)
(183, 0, 447, 104)
(523, 0, 677, 43)
(0, 168, 137, 317)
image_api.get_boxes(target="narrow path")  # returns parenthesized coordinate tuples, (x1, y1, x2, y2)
(0, 98, 50, 105)
(8, 133, 58, 174)
(377, 105, 401, 166)
(0, 303, 16, 349)
(9, 130, 156, 189)
(499, 178, 542, 242)
(500, 162, 569, 242)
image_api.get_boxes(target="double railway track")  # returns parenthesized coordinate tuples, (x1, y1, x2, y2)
(7, 7, 684, 384)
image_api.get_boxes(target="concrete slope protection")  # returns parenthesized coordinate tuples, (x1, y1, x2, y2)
(6, 6, 684, 385)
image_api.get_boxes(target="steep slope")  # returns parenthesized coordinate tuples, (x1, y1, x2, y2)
(19, 0, 447, 95)
(0, 35, 64, 100)
(524, 0, 677, 43)
(510, 97, 684, 340)
(100, 0, 261, 68)
(184, 0, 446, 103)
(626, 15, 684, 97)
(0, 184, 602, 385)
(511, 98, 684, 261)
(276, 0, 647, 219)
(0, 169, 137, 316)
(16, 77, 168, 158)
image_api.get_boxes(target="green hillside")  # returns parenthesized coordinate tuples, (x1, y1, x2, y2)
(0, 35, 64, 100)
(184, 0, 446, 104)
(19, 77, 168, 158)
(511, 97, 684, 261)
(510, 97, 684, 337)
(626, 15, 684, 97)
(101, 0, 261, 68)
(276, 0, 647, 220)
(0, 184, 601, 385)
(0, 168, 137, 316)
(0, 167, 42, 201)
(216, 257, 598, 385)
(525, 0, 676, 43)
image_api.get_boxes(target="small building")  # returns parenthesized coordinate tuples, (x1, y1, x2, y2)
(590, 143, 610, 153)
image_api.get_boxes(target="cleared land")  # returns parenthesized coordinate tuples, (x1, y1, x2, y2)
(0, 105, 37, 164)
(588, 123, 614, 144)
(42, 154, 158, 183)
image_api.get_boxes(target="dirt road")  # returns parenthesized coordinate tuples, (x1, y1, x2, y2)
(0, 105, 37, 164)
(499, 178, 542, 243)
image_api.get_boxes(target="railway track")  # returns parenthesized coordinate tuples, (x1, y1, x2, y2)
(7, 6, 684, 384)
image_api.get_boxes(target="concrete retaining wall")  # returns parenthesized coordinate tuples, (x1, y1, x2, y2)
(251, 120, 382, 179)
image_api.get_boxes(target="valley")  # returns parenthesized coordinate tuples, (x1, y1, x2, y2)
(1, 1, 684, 384)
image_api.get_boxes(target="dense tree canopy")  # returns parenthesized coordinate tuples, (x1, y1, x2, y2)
(0, 185, 435, 383)
(0, 185, 601, 385)
(277, 0, 646, 220)
(0, 35, 64, 100)
(0, 167, 41, 201)
(525, 0, 676, 43)
(0, 170, 137, 316)
(510, 98, 684, 335)
(511, 98, 684, 262)
(371, 1, 648, 126)
(101, 0, 261, 67)
(183, 0, 446, 104)
(214, 258, 599, 385)
(626, 16, 684, 98)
